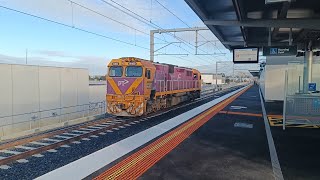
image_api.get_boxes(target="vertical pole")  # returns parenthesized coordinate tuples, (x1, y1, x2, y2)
(283, 70, 288, 130)
(195, 30, 198, 55)
(150, 30, 155, 62)
(303, 42, 313, 93)
(215, 62, 218, 90)
(26, 49, 28, 64)
(289, 28, 292, 46)
(268, 27, 271, 46)
(298, 76, 301, 93)
(307, 51, 313, 83)
(233, 64, 235, 82)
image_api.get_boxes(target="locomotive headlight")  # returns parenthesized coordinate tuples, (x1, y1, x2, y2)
(128, 62, 136, 65)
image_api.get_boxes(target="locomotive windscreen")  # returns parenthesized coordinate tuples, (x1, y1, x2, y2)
(126, 66, 143, 77)
(109, 66, 123, 77)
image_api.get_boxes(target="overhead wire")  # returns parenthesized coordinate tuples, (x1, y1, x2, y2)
(154, 0, 226, 59)
(0, 2, 208, 66)
(72, 0, 208, 65)
(100, 0, 215, 65)
(68, 0, 207, 65)
(0, 5, 150, 50)
(150, 0, 224, 61)
(67, 0, 186, 47)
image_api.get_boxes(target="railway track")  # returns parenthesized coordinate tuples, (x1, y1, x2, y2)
(0, 85, 243, 169)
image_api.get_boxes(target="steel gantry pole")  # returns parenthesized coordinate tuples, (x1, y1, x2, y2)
(150, 30, 155, 62)
(303, 40, 313, 93)
(215, 61, 218, 90)
(150, 27, 211, 62)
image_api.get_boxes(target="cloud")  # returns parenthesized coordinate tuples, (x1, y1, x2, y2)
(0, 51, 109, 75)
(33, 50, 71, 58)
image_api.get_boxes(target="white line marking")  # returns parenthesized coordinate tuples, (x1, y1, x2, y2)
(99, 132, 107, 135)
(60, 145, 70, 148)
(72, 141, 81, 144)
(37, 86, 247, 180)
(0, 156, 6, 160)
(62, 133, 79, 136)
(260, 89, 284, 180)
(72, 130, 88, 134)
(47, 149, 58, 153)
(32, 154, 44, 158)
(80, 128, 95, 131)
(15, 145, 36, 150)
(17, 159, 29, 163)
(112, 128, 119, 130)
(81, 138, 90, 141)
(90, 135, 99, 138)
(234, 122, 253, 129)
(43, 138, 61, 143)
(124, 124, 131, 126)
(87, 126, 102, 129)
(30, 142, 50, 146)
(95, 124, 109, 128)
(54, 135, 72, 139)
(119, 126, 125, 128)
(0, 165, 10, 169)
(3, 150, 21, 155)
(106, 130, 113, 133)
(0, 150, 21, 155)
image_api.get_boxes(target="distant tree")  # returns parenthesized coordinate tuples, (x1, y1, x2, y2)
(98, 76, 105, 81)
(225, 78, 230, 84)
(89, 75, 94, 80)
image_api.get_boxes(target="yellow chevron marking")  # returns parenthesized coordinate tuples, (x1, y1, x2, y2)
(267, 116, 320, 128)
(125, 78, 143, 94)
(108, 79, 122, 95)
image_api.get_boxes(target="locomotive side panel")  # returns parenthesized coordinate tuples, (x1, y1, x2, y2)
(106, 57, 201, 117)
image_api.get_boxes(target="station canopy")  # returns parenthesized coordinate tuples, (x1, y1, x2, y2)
(185, 0, 320, 50)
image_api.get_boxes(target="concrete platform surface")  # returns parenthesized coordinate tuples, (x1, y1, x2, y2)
(139, 85, 320, 180)
(140, 85, 275, 180)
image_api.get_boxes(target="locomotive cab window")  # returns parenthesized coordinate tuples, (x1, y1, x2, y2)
(187, 71, 192, 76)
(146, 69, 151, 79)
(126, 66, 143, 77)
(193, 74, 197, 79)
(109, 66, 123, 77)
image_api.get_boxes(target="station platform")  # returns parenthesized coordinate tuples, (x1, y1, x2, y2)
(140, 85, 274, 180)
(37, 85, 320, 180)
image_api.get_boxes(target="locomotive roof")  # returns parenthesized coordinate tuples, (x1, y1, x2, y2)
(113, 57, 198, 71)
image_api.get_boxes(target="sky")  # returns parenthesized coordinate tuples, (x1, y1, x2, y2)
(0, 0, 258, 75)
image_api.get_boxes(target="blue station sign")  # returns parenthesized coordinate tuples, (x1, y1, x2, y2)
(309, 83, 317, 92)
(263, 46, 297, 56)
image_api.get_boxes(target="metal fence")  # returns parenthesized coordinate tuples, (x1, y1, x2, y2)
(284, 95, 320, 126)
(0, 101, 106, 137)
(283, 64, 320, 129)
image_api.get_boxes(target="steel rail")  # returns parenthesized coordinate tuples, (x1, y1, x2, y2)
(0, 85, 245, 166)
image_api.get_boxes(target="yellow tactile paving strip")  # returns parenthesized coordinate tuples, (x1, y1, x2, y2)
(93, 86, 251, 180)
